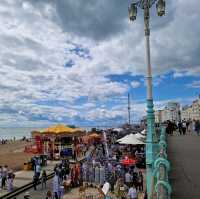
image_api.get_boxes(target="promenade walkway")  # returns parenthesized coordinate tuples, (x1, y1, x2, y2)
(0, 161, 59, 197)
(168, 134, 200, 199)
(16, 179, 145, 199)
(0, 154, 89, 198)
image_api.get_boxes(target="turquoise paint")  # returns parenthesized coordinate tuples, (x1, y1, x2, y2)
(153, 127, 172, 199)
(155, 180, 172, 195)
(146, 99, 156, 198)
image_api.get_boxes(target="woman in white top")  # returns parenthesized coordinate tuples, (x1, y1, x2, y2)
(128, 184, 137, 199)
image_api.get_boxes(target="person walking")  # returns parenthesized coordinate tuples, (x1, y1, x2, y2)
(178, 121, 183, 135)
(2, 165, 8, 189)
(125, 170, 132, 188)
(192, 120, 196, 134)
(53, 174, 60, 199)
(137, 171, 143, 191)
(35, 163, 41, 178)
(182, 120, 187, 135)
(41, 170, 47, 189)
(127, 184, 137, 199)
(108, 172, 115, 193)
(7, 172, 14, 192)
(166, 121, 174, 135)
(195, 120, 200, 135)
(33, 174, 39, 190)
(186, 120, 190, 133)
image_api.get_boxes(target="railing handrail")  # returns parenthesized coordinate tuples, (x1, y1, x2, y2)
(153, 127, 172, 199)
(1, 172, 54, 199)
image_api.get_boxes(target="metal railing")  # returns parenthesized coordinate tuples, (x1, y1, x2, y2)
(1, 172, 54, 199)
(153, 127, 172, 199)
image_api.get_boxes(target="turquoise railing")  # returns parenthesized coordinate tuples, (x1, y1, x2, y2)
(153, 127, 172, 199)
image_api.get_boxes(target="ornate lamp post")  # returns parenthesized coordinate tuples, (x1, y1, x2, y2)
(128, 0, 165, 198)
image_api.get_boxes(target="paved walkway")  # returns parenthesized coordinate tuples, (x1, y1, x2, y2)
(16, 180, 102, 199)
(0, 154, 89, 197)
(16, 181, 145, 199)
(168, 134, 200, 199)
(0, 160, 59, 197)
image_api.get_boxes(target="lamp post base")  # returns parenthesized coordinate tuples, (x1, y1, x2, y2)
(146, 99, 157, 198)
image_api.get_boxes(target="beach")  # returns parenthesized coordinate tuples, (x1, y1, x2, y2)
(0, 140, 34, 171)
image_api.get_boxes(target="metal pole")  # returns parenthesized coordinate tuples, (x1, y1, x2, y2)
(128, 93, 131, 125)
(103, 131, 109, 158)
(144, 1, 156, 198)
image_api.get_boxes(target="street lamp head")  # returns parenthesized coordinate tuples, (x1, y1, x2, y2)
(156, 0, 165, 17)
(128, 3, 137, 21)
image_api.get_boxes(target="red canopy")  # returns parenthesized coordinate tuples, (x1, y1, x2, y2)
(121, 157, 136, 165)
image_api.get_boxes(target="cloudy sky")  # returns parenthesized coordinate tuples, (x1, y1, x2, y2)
(0, 0, 199, 127)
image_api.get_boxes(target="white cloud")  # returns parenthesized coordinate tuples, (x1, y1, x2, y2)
(0, 0, 199, 126)
(187, 80, 200, 88)
(131, 81, 141, 88)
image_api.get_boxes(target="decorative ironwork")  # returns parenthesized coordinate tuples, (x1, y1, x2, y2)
(132, 0, 157, 9)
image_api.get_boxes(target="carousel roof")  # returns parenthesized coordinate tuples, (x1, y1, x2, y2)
(41, 124, 84, 136)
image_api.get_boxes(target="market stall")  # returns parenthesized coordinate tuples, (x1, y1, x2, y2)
(82, 133, 102, 144)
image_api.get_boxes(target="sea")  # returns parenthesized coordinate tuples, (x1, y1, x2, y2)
(0, 125, 118, 140)
(0, 126, 102, 140)
(0, 127, 40, 140)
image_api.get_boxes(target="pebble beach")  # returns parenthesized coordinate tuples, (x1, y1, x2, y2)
(0, 140, 34, 171)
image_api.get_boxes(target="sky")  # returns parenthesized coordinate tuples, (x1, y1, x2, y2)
(0, 0, 199, 127)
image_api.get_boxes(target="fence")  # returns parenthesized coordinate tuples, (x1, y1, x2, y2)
(153, 127, 172, 199)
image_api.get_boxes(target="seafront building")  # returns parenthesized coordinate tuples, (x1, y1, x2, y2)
(155, 102, 181, 123)
(155, 110, 164, 124)
(181, 96, 200, 120)
(155, 96, 200, 123)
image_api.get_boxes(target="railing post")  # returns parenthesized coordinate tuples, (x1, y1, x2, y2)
(153, 126, 172, 199)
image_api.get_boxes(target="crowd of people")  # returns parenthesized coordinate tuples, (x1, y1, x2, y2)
(79, 130, 146, 199)
(166, 119, 200, 135)
(0, 139, 9, 145)
(0, 136, 31, 145)
(0, 128, 147, 199)
(30, 157, 81, 199)
(28, 129, 146, 199)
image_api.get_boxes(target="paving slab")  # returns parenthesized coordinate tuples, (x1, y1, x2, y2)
(0, 160, 59, 197)
(168, 134, 200, 199)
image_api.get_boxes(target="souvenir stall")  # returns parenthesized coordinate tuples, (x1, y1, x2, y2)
(116, 133, 146, 168)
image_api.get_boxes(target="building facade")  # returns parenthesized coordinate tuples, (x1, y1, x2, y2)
(164, 102, 181, 122)
(181, 96, 200, 120)
(155, 101, 181, 123)
(155, 110, 164, 123)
